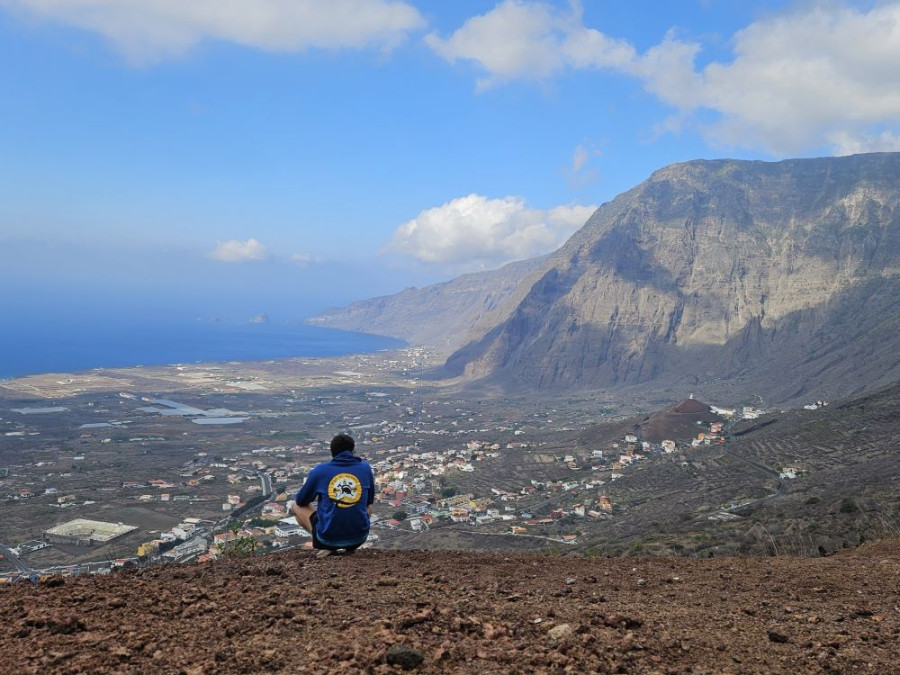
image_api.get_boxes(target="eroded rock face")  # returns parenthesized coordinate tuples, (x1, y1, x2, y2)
(446, 153, 900, 402)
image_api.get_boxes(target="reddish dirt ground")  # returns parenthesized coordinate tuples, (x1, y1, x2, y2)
(1, 540, 898, 674)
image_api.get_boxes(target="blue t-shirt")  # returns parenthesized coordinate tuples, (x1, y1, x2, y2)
(294, 451, 375, 547)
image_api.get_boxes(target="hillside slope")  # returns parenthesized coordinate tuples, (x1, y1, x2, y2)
(2, 541, 898, 673)
(558, 381, 900, 558)
(445, 153, 900, 404)
(376, 381, 900, 560)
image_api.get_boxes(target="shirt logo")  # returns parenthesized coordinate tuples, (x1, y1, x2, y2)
(328, 473, 362, 508)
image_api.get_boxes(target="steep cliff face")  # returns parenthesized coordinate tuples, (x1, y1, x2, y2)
(446, 153, 900, 402)
(307, 258, 543, 353)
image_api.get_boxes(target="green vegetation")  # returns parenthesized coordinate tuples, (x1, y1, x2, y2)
(220, 523, 258, 558)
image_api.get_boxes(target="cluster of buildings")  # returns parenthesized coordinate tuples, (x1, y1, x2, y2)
(135, 518, 214, 561)
(370, 440, 503, 497)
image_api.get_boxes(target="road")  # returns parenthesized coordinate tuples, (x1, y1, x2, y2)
(0, 543, 31, 574)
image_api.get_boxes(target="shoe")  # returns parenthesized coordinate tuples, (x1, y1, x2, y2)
(316, 549, 332, 559)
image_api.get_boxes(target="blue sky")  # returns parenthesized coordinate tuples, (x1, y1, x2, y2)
(2, 0, 899, 323)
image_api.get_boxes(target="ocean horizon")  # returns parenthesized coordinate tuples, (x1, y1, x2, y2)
(0, 316, 406, 380)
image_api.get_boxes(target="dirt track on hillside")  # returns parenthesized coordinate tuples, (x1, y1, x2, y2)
(1, 541, 898, 674)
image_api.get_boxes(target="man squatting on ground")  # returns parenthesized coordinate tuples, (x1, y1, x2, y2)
(292, 433, 375, 557)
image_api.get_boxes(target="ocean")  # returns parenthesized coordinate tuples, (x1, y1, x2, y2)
(0, 317, 406, 380)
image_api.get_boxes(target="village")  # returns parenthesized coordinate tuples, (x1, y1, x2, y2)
(2, 343, 832, 579)
(0, 379, 803, 582)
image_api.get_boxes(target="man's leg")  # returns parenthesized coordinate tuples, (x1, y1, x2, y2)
(299, 510, 336, 554)
(292, 502, 315, 534)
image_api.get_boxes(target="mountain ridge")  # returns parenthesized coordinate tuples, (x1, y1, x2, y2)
(444, 152, 900, 403)
(310, 152, 900, 405)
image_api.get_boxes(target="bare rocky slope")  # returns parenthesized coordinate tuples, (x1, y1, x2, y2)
(444, 153, 900, 405)
(2, 540, 898, 674)
(307, 258, 543, 354)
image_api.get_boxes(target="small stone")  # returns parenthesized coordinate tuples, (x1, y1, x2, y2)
(483, 623, 506, 640)
(386, 644, 425, 670)
(768, 630, 790, 644)
(547, 623, 574, 640)
(565, 578, 577, 585)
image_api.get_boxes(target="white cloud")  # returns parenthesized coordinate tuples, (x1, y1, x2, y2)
(384, 194, 596, 270)
(828, 130, 900, 156)
(428, 1, 900, 156)
(0, 0, 425, 63)
(209, 238, 269, 263)
(425, 0, 633, 90)
(425, 1, 561, 90)
(682, 4, 900, 154)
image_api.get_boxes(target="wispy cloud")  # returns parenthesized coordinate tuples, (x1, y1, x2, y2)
(209, 238, 269, 263)
(427, 1, 900, 156)
(571, 143, 590, 173)
(383, 194, 596, 271)
(290, 252, 319, 266)
(569, 138, 602, 179)
(0, 0, 425, 64)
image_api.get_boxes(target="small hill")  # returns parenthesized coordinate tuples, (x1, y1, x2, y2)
(577, 397, 722, 447)
(1, 542, 897, 673)
(637, 398, 723, 442)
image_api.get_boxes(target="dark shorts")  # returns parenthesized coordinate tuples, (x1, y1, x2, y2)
(310, 512, 363, 552)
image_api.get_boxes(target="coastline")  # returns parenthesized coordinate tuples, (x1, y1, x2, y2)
(0, 320, 407, 382)
(0, 344, 442, 401)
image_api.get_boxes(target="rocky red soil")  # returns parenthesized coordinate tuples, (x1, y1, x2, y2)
(2, 540, 898, 674)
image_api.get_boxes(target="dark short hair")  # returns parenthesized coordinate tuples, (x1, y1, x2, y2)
(330, 433, 355, 457)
